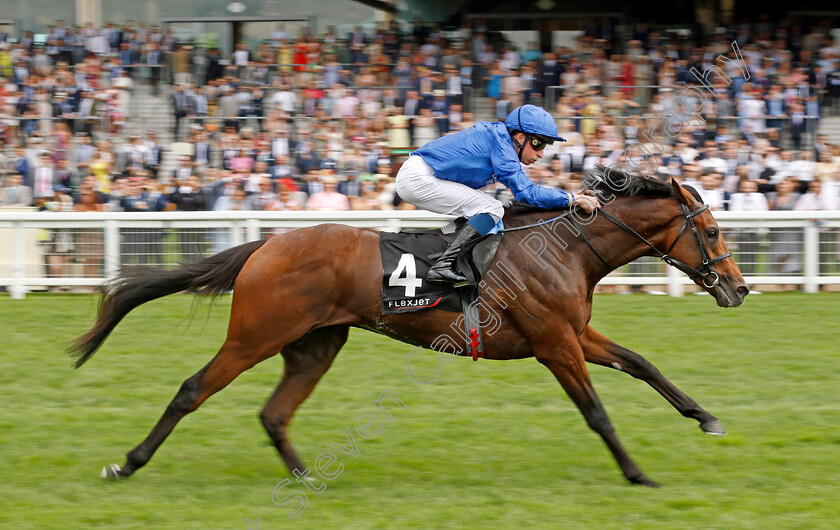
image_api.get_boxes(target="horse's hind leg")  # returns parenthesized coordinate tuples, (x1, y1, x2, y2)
(579, 325, 724, 436)
(260, 326, 349, 476)
(103, 332, 290, 479)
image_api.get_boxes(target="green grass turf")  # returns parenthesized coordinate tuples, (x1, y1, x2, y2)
(1, 292, 838, 529)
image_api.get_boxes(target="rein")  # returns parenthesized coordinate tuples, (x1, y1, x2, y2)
(501, 203, 731, 289)
(498, 212, 571, 233)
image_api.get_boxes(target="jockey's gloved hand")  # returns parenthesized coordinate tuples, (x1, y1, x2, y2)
(570, 193, 601, 213)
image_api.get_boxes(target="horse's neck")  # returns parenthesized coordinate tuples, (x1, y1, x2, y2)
(586, 198, 678, 280)
(505, 198, 677, 288)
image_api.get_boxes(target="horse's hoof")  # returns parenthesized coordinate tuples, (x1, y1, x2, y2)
(100, 463, 123, 479)
(700, 420, 726, 436)
(631, 476, 662, 488)
(304, 475, 326, 490)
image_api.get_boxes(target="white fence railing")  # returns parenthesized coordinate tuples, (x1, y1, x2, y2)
(2, 210, 840, 299)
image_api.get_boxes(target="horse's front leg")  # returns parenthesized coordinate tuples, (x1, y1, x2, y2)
(534, 327, 659, 487)
(579, 325, 725, 436)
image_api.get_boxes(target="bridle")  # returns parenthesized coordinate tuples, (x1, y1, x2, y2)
(581, 203, 731, 289)
(502, 201, 732, 289)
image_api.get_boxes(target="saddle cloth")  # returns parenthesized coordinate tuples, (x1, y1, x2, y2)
(378, 220, 501, 315)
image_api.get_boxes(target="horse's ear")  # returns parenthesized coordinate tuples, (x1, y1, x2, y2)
(670, 178, 693, 206)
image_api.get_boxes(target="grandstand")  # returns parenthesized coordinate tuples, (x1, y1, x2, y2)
(1, 8, 840, 294)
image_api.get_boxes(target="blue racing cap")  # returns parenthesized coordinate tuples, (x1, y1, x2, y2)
(504, 104, 566, 143)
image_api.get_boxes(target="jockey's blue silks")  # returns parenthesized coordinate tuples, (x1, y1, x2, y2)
(412, 121, 573, 210)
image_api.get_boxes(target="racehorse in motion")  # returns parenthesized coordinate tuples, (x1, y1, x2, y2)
(71, 169, 749, 487)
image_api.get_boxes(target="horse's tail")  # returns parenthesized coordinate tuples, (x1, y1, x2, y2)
(69, 239, 268, 369)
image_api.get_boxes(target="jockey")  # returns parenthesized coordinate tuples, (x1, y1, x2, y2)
(396, 104, 601, 284)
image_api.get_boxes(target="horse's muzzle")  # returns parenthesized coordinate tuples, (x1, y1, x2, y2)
(715, 280, 750, 307)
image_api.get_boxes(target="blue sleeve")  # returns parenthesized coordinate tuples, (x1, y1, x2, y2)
(489, 129, 572, 209)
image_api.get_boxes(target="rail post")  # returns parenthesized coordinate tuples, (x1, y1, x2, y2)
(104, 220, 120, 281)
(667, 263, 684, 297)
(803, 221, 819, 293)
(10, 221, 25, 299)
(231, 220, 244, 247)
(246, 218, 260, 242)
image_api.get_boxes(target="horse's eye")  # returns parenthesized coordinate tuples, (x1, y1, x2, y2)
(706, 228, 719, 240)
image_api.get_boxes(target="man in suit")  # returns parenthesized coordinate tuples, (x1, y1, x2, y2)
(105, 22, 123, 54)
(53, 93, 75, 130)
(381, 88, 400, 111)
(192, 132, 213, 169)
(403, 90, 423, 144)
(1, 173, 33, 206)
(403, 90, 422, 118)
(72, 133, 94, 178)
(143, 131, 162, 176)
(122, 135, 148, 175)
(146, 42, 161, 96)
(172, 83, 191, 140)
(538, 51, 564, 98)
(338, 169, 361, 198)
(54, 158, 77, 192)
(429, 89, 450, 135)
(75, 89, 97, 136)
(348, 26, 367, 65)
(119, 41, 133, 78)
(168, 174, 208, 263)
(191, 86, 209, 118)
(218, 86, 240, 131)
(443, 64, 464, 107)
(271, 128, 291, 161)
(827, 67, 840, 115)
(520, 63, 539, 105)
(459, 57, 475, 112)
(790, 103, 806, 151)
(12, 145, 31, 187)
(805, 94, 821, 137)
(252, 176, 278, 210)
(205, 48, 223, 83)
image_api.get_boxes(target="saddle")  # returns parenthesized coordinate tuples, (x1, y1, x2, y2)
(378, 218, 502, 359)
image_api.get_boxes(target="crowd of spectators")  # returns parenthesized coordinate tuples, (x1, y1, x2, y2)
(1, 15, 840, 216)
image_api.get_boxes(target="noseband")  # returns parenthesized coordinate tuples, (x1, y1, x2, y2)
(592, 203, 732, 289)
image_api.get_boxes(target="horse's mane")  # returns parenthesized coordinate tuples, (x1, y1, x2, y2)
(505, 165, 703, 216)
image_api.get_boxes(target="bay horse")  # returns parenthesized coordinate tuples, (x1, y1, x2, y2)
(71, 170, 749, 487)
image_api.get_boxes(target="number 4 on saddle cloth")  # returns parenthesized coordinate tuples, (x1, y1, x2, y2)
(379, 218, 502, 359)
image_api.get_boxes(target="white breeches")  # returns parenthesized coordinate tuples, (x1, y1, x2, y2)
(395, 155, 505, 220)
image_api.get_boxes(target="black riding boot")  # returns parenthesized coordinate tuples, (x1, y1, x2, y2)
(427, 224, 482, 283)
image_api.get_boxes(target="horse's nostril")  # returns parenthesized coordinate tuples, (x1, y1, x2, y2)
(737, 284, 750, 296)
